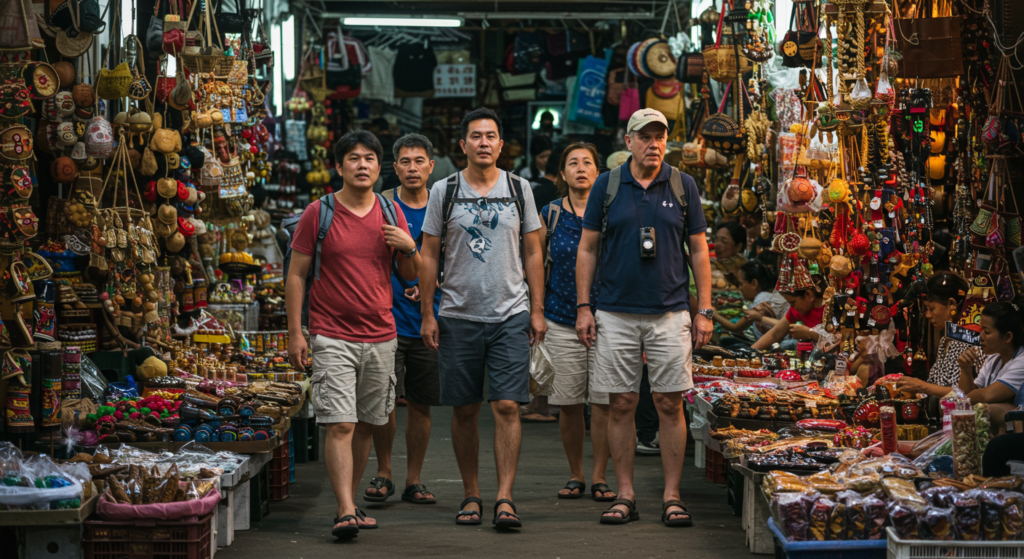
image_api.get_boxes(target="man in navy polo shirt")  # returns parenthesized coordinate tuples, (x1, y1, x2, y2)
(575, 109, 713, 527)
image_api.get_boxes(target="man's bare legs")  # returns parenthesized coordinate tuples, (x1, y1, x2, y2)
(556, 403, 613, 498)
(491, 400, 521, 517)
(365, 411, 396, 498)
(653, 391, 688, 521)
(603, 392, 639, 518)
(590, 403, 614, 497)
(325, 423, 357, 529)
(404, 402, 433, 499)
(451, 402, 482, 521)
(348, 421, 377, 527)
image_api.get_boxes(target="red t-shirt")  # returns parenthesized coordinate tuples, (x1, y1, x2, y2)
(786, 305, 824, 329)
(291, 196, 408, 343)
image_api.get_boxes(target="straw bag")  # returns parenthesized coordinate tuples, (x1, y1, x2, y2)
(0, 0, 45, 50)
(645, 79, 684, 121)
(701, 82, 746, 155)
(702, 1, 752, 83)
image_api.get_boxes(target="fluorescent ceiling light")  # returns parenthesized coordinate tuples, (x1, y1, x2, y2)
(340, 16, 463, 27)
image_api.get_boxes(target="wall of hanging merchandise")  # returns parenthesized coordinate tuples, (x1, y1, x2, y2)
(0, 0, 284, 449)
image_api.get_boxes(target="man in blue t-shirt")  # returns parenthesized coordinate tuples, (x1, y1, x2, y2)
(576, 109, 714, 527)
(362, 134, 443, 507)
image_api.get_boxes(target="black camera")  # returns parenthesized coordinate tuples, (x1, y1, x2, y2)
(639, 227, 656, 258)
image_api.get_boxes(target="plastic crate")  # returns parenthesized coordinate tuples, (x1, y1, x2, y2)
(885, 527, 1024, 559)
(271, 453, 290, 471)
(249, 462, 270, 522)
(705, 447, 727, 484)
(726, 463, 744, 517)
(270, 482, 290, 501)
(768, 518, 887, 559)
(270, 466, 289, 486)
(273, 441, 290, 460)
(83, 513, 213, 559)
(291, 417, 320, 463)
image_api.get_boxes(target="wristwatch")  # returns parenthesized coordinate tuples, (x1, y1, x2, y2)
(402, 246, 418, 258)
(697, 308, 714, 320)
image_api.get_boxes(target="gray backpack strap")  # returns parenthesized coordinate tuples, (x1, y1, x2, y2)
(375, 192, 399, 227)
(314, 194, 335, 281)
(438, 172, 460, 284)
(596, 166, 623, 285)
(668, 169, 692, 266)
(544, 202, 562, 287)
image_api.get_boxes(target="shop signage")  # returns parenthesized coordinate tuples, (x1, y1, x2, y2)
(434, 64, 476, 98)
(945, 321, 981, 346)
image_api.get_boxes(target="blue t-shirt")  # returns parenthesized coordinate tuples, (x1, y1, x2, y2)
(541, 200, 596, 327)
(581, 159, 707, 314)
(391, 192, 441, 338)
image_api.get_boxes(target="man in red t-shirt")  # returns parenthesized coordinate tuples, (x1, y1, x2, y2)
(286, 130, 420, 539)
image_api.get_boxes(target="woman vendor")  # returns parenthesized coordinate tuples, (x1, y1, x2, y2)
(751, 259, 824, 350)
(897, 301, 1024, 432)
(712, 261, 778, 345)
(711, 221, 748, 287)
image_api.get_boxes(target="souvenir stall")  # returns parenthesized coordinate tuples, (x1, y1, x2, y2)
(0, 0, 311, 555)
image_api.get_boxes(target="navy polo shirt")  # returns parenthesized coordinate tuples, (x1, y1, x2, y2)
(581, 159, 706, 314)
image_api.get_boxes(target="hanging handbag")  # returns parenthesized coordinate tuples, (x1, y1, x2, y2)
(701, 81, 747, 155)
(253, 15, 274, 68)
(645, 79, 684, 121)
(894, 15, 964, 79)
(145, 0, 165, 56)
(618, 70, 640, 121)
(676, 52, 705, 84)
(214, 0, 247, 35)
(155, 57, 176, 104)
(0, 0, 45, 49)
(50, 0, 104, 33)
(606, 67, 626, 106)
(780, 3, 822, 68)
(701, 0, 752, 83)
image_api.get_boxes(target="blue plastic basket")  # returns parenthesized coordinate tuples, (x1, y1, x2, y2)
(768, 518, 887, 559)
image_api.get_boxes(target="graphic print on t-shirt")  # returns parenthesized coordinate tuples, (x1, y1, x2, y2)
(462, 225, 492, 262)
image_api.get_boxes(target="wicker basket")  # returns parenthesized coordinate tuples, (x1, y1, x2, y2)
(180, 53, 235, 77)
(702, 46, 753, 83)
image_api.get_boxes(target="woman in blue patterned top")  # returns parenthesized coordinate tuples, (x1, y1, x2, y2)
(533, 143, 615, 502)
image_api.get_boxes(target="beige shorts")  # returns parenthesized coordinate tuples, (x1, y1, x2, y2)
(309, 334, 397, 425)
(593, 310, 694, 393)
(532, 320, 609, 406)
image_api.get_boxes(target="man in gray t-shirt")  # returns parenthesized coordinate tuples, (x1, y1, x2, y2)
(419, 108, 546, 529)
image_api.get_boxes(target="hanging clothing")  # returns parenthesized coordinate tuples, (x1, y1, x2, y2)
(361, 46, 397, 104)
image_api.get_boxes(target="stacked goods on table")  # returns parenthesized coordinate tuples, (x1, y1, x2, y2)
(70, 444, 245, 484)
(768, 450, 1023, 542)
(172, 381, 300, 443)
(0, 442, 90, 510)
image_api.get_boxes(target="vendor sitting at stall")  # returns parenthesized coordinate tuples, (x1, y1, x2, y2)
(897, 301, 1024, 433)
(711, 221, 748, 288)
(751, 259, 823, 350)
(712, 261, 778, 346)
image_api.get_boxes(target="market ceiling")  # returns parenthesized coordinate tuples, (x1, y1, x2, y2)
(315, 0, 660, 20)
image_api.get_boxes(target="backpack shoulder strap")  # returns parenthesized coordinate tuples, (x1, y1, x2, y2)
(507, 171, 525, 217)
(601, 165, 623, 240)
(314, 194, 335, 281)
(375, 192, 399, 227)
(669, 169, 693, 265)
(438, 172, 460, 284)
(544, 201, 562, 286)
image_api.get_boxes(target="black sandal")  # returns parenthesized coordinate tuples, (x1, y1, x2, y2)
(455, 496, 482, 525)
(353, 507, 377, 529)
(600, 498, 639, 525)
(661, 500, 693, 527)
(493, 499, 521, 529)
(591, 483, 617, 502)
(332, 516, 359, 539)
(558, 480, 586, 499)
(401, 483, 436, 504)
(363, 477, 394, 503)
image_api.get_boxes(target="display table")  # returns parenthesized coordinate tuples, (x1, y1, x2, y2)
(0, 496, 98, 559)
(732, 464, 773, 555)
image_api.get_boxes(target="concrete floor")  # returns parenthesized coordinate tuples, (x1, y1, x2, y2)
(217, 405, 750, 559)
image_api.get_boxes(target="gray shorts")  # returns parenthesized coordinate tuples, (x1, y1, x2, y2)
(309, 334, 397, 425)
(593, 310, 694, 393)
(438, 311, 531, 406)
(395, 335, 440, 406)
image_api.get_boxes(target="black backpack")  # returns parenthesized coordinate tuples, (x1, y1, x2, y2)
(437, 171, 525, 284)
(284, 193, 407, 327)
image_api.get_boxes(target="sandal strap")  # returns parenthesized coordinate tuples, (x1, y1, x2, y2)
(405, 483, 430, 494)
(458, 496, 482, 515)
(662, 499, 688, 512)
(494, 498, 517, 514)
(368, 476, 393, 490)
(564, 480, 586, 491)
(591, 483, 612, 492)
(334, 515, 356, 525)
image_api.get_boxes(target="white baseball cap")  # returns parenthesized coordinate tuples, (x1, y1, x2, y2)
(626, 109, 669, 133)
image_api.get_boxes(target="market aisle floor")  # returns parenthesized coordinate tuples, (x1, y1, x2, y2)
(217, 405, 749, 558)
